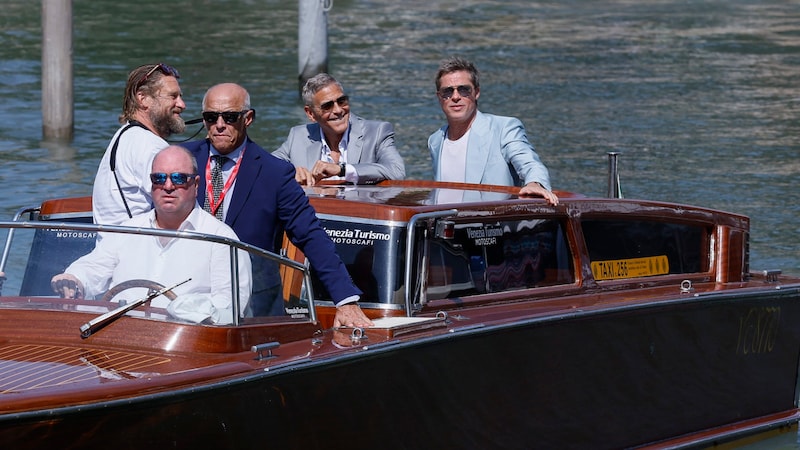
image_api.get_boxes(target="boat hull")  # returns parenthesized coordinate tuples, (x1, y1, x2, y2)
(1, 288, 798, 449)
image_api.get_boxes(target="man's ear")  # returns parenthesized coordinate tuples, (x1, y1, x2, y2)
(136, 90, 152, 110)
(303, 105, 318, 123)
(243, 109, 256, 128)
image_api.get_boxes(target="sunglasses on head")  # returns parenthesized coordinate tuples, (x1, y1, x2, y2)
(150, 172, 196, 186)
(438, 85, 473, 99)
(318, 95, 349, 112)
(137, 63, 180, 90)
(202, 110, 248, 124)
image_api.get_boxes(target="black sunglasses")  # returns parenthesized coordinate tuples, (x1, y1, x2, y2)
(150, 172, 196, 186)
(438, 85, 473, 99)
(318, 95, 349, 112)
(137, 63, 180, 89)
(202, 110, 248, 124)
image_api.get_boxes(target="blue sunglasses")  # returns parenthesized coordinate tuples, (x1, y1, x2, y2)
(150, 172, 196, 186)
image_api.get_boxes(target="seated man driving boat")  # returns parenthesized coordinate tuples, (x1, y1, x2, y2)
(50, 145, 252, 325)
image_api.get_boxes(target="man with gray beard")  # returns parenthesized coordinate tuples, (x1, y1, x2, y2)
(92, 63, 187, 225)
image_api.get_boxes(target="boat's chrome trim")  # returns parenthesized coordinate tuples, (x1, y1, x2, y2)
(39, 211, 91, 221)
(0, 206, 40, 275)
(315, 213, 407, 228)
(0, 220, 317, 325)
(404, 210, 458, 316)
(314, 299, 404, 310)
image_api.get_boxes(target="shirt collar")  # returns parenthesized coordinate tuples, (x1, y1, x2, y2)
(321, 122, 351, 156)
(149, 205, 201, 233)
(209, 140, 246, 164)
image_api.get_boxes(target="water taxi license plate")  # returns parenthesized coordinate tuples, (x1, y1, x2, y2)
(591, 255, 669, 280)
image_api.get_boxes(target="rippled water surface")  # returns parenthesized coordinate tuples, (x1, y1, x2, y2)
(1, 1, 798, 276)
(1, 0, 800, 446)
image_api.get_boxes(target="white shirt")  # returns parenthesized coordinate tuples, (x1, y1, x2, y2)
(92, 123, 168, 225)
(439, 128, 470, 183)
(66, 206, 252, 324)
(321, 124, 359, 184)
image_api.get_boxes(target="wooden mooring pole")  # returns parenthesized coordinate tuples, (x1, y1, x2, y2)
(41, 0, 74, 141)
(298, 0, 330, 94)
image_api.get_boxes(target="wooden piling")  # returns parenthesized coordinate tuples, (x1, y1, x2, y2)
(298, 0, 330, 94)
(41, 0, 74, 141)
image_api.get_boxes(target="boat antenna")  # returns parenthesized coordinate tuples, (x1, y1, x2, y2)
(607, 152, 623, 198)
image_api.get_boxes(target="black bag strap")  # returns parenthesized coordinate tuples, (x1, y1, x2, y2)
(109, 121, 148, 219)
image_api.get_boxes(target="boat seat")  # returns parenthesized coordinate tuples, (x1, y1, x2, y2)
(20, 210, 95, 297)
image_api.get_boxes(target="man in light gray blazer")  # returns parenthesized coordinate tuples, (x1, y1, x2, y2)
(273, 73, 405, 186)
(428, 57, 559, 206)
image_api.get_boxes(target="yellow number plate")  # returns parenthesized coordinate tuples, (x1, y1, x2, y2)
(591, 255, 670, 280)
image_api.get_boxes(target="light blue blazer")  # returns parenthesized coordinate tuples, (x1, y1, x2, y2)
(273, 114, 406, 184)
(428, 110, 552, 191)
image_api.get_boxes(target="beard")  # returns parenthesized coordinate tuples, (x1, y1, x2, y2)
(150, 107, 186, 137)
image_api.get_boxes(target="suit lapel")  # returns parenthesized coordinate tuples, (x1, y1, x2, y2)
(347, 115, 364, 163)
(195, 143, 211, 207)
(465, 111, 490, 183)
(303, 123, 323, 167)
(225, 138, 261, 226)
(431, 127, 446, 179)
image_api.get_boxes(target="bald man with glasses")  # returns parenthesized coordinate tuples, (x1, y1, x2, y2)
(181, 83, 373, 328)
(52, 145, 251, 325)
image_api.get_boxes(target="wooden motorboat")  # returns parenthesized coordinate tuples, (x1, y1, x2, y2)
(0, 179, 798, 449)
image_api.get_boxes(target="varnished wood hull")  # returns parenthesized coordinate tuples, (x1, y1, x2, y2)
(1, 288, 798, 449)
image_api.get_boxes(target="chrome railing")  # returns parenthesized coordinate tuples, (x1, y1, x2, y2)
(0, 220, 316, 324)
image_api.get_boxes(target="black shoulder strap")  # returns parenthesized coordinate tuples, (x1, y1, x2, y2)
(109, 121, 149, 219)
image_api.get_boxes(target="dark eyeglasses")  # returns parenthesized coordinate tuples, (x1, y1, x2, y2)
(318, 95, 349, 112)
(438, 85, 473, 99)
(137, 63, 180, 89)
(202, 110, 248, 124)
(150, 172, 196, 186)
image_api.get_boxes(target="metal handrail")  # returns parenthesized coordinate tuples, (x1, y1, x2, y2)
(403, 209, 458, 317)
(0, 205, 40, 273)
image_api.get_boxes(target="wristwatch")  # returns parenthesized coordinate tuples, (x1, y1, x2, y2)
(339, 163, 346, 177)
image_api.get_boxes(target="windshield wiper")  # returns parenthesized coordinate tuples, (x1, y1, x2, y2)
(79, 278, 191, 338)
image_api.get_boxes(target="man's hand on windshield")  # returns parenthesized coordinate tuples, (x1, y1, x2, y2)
(51, 274, 85, 299)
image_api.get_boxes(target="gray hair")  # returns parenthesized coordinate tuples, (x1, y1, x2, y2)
(302, 73, 344, 106)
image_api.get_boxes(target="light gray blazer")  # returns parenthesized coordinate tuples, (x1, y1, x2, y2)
(272, 114, 405, 184)
(428, 110, 551, 190)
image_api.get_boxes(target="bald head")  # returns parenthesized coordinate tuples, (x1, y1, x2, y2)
(202, 83, 254, 154)
(150, 145, 199, 229)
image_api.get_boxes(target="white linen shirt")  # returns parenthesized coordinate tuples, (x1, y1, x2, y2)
(92, 123, 168, 225)
(66, 206, 252, 324)
(321, 124, 359, 184)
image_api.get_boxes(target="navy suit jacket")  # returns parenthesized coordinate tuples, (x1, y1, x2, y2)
(181, 137, 361, 306)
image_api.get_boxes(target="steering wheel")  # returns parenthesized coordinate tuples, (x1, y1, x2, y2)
(100, 279, 178, 303)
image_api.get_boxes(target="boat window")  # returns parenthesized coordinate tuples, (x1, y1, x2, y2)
(0, 224, 313, 325)
(426, 218, 574, 299)
(310, 219, 406, 305)
(581, 219, 709, 280)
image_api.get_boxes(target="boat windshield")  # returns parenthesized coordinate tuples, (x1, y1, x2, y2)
(0, 220, 314, 326)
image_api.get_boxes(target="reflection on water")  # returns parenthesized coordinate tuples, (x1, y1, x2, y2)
(0, 0, 797, 279)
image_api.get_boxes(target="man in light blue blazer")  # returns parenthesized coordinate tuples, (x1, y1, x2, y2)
(428, 57, 559, 206)
(273, 73, 405, 186)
